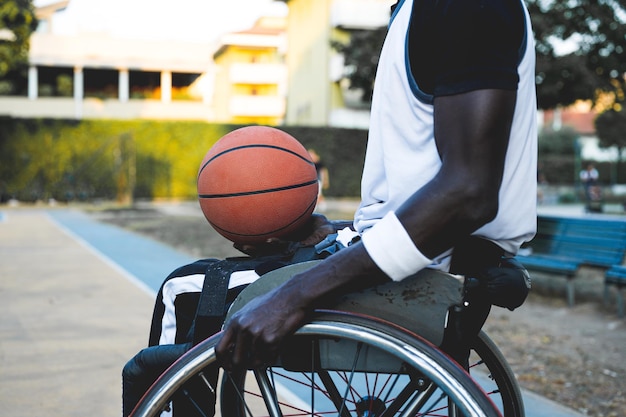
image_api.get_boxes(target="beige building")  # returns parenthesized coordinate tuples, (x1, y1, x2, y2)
(212, 16, 287, 125)
(0, 1, 271, 121)
(0, 0, 215, 121)
(282, 0, 395, 128)
(0, 0, 394, 127)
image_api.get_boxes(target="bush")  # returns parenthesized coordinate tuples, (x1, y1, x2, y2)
(0, 118, 368, 203)
(280, 126, 367, 197)
(538, 126, 578, 156)
(558, 192, 577, 203)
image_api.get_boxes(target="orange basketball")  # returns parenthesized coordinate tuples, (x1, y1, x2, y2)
(197, 126, 319, 244)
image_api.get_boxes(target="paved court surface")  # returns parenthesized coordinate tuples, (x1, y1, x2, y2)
(0, 207, 586, 416)
(0, 209, 177, 417)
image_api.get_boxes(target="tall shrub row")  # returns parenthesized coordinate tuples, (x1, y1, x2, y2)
(0, 118, 368, 203)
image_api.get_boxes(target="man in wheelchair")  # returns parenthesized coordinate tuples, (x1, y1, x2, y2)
(123, 212, 531, 415)
(123, 213, 531, 414)
(123, 1, 537, 415)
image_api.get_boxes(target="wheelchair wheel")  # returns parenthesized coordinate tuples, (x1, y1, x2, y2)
(131, 311, 502, 417)
(472, 331, 524, 417)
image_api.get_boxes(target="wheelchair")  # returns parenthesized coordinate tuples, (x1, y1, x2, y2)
(130, 261, 524, 417)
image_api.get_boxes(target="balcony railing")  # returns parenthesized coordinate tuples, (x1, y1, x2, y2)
(29, 33, 212, 72)
(229, 63, 286, 85)
(0, 97, 214, 120)
(229, 95, 285, 117)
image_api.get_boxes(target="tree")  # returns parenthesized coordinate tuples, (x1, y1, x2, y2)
(0, 0, 37, 95)
(538, 125, 579, 156)
(331, 28, 386, 104)
(595, 106, 626, 178)
(527, 0, 626, 109)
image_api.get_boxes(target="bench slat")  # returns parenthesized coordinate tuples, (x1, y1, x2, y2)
(524, 216, 626, 269)
(520, 215, 626, 309)
(605, 265, 626, 285)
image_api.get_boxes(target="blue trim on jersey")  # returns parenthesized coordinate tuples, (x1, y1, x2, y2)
(517, 0, 528, 66)
(389, 0, 407, 27)
(404, 0, 434, 105)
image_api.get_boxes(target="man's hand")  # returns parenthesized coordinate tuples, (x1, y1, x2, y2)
(215, 283, 311, 370)
(220, 214, 336, 368)
(234, 214, 336, 257)
(216, 242, 387, 370)
(300, 214, 336, 246)
(233, 238, 293, 258)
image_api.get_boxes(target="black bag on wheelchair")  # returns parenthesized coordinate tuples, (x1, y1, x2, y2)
(441, 236, 531, 369)
(450, 235, 531, 311)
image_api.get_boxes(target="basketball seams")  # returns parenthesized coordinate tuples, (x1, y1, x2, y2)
(198, 179, 319, 199)
(197, 144, 315, 178)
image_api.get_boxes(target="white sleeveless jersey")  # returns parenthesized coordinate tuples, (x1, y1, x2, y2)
(354, 0, 537, 267)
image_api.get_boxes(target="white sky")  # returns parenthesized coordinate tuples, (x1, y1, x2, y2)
(34, 0, 288, 43)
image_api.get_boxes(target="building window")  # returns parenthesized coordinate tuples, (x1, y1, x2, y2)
(38, 66, 73, 97)
(84, 68, 118, 99)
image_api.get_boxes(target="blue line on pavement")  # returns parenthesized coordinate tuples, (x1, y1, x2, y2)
(47, 209, 195, 293)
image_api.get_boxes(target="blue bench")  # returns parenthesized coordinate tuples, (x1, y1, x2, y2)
(516, 215, 626, 307)
(605, 265, 626, 318)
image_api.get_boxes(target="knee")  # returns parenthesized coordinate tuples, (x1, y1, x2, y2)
(123, 343, 192, 381)
(122, 349, 148, 381)
(481, 258, 531, 311)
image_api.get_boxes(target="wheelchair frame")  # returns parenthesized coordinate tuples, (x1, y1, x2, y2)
(130, 262, 524, 417)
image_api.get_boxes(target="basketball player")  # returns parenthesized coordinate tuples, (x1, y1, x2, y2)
(123, 0, 537, 413)
(216, 0, 537, 371)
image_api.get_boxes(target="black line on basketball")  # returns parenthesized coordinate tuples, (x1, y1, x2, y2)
(198, 179, 319, 199)
(198, 144, 315, 178)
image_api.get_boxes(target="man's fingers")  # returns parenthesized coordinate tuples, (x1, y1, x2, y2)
(218, 327, 281, 370)
(231, 331, 252, 369)
(215, 325, 238, 370)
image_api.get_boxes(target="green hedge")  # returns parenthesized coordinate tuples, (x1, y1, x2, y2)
(0, 118, 368, 203)
(281, 126, 368, 199)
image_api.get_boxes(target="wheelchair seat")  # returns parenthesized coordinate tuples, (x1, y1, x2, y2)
(224, 260, 464, 346)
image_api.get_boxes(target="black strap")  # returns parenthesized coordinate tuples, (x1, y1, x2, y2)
(191, 258, 262, 345)
(190, 250, 316, 345)
(190, 241, 333, 345)
(290, 245, 317, 263)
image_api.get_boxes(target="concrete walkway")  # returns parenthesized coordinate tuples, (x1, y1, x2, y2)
(0, 207, 586, 416)
(0, 209, 152, 416)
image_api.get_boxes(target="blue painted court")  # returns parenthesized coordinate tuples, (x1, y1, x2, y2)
(48, 209, 194, 294)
